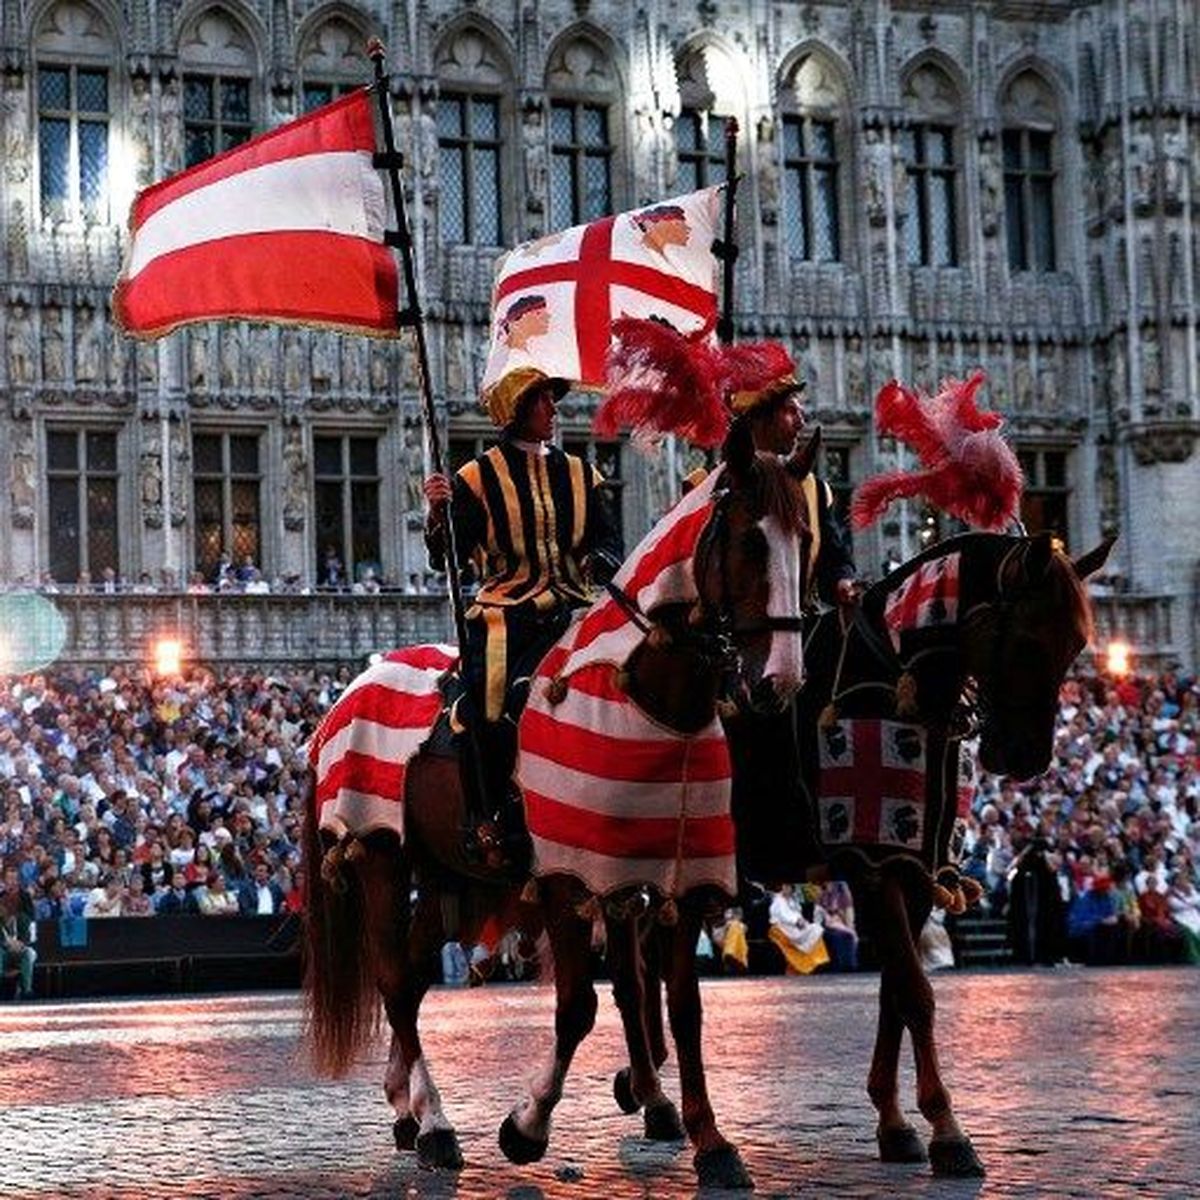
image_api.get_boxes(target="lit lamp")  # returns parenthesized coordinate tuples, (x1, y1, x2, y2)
(1105, 639, 1132, 677)
(154, 638, 183, 677)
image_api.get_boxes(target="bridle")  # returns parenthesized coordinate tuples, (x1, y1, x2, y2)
(602, 483, 807, 678)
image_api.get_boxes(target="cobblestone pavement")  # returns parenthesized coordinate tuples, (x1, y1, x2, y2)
(2, 967, 1196, 1199)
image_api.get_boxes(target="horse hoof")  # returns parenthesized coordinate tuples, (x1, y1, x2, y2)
(499, 1114, 548, 1166)
(694, 1144, 754, 1190)
(393, 1114, 419, 1151)
(415, 1128, 463, 1171)
(613, 1067, 640, 1115)
(644, 1100, 686, 1142)
(877, 1123, 928, 1163)
(929, 1135, 985, 1178)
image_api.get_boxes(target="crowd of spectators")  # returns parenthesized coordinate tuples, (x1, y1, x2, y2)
(4, 661, 1199, 999)
(0, 663, 350, 995)
(965, 669, 1200, 966)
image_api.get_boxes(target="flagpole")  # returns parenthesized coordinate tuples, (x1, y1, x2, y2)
(367, 40, 491, 819)
(715, 117, 740, 347)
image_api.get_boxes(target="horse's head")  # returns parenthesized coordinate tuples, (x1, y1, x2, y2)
(692, 419, 809, 715)
(965, 532, 1114, 778)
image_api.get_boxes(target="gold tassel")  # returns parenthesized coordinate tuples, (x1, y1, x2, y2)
(519, 877, 540, 905)
(895, 672, 920, 718)
(574, 895, 602, 923)
(343, 836, 366, 864)
(716, 697, 739, 720)
(959, 877, 985, 908)
(658, 898, 679, 927)
(818, 703, 838, 730)
(646, 625, 672, 650)
(545, 676, 568, 705)
(320, 842, 345, 883)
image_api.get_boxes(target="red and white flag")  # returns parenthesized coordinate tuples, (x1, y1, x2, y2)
(114, 90, 398, 338)
(482, 187, 723, 395)
(883, 552, 961, 653)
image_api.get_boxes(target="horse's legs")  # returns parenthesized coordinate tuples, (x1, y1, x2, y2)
(606, 914, 685, 1141)
(499, 878, 599, 1164)
(874, 875, 984, 1177)
(867, 971, 927, 1163)
(360, 849, 463, 1169)
(659, 908, 753, 1189)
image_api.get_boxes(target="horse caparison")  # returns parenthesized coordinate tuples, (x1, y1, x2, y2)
(302, 419, 812, 1186)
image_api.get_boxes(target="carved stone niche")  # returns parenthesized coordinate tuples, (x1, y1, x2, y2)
(1127, 420, 1199, 465)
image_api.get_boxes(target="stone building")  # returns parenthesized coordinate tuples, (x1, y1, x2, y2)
(0, 1, 1197, 667)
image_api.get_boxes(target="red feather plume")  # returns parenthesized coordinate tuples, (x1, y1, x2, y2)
(598, 319, 801, 449)
(851, 371, 1024, 533)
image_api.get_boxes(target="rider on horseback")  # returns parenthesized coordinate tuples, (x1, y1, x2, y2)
(423, 366, 624, 867)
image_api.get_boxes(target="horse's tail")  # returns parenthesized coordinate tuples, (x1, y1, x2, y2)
(301, 767, 380, 1077)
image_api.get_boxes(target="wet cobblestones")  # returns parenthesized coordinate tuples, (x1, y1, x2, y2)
(1, 968, 1196, 1198)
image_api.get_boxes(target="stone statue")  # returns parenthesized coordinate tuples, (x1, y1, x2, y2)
(251, 325, 275, 392)
(891, 139, 910, 223)
(369, 340, 390, 392)
(757, 115, 780, 225)
(1038, 357, 1060, 412)
(188, 326, 209, 390)
(444, 324, 467, 397)
(160, 79, 183, 174)
(75, 305, 103, 384)
(843, 334, 866, 405)
(1141, 328, 1162, 398)
(10, 423, 36, 528)
(140, 443, 164, 527)
(1110, 338, 1128, 412)
(129, 74, 154, 188)
(281, 425, 307, 531)
(342, 336, 366, 393)
(311, 332, 336, 389)
(1129, 124, 1155, 210)
(862, 128, 888, 227)
(6, 300, 35, 385)
(402, 423, 426, 514)
(282, 330, 305, 394)
(522, 102, 547, 214)
(979, 142, 1003, 237)
(1013, 353, 1034, 411)
(219, 327, 242, 391)
(169, 421, 189, 526)
(42, 306, 65, 382)
(107, 322, 128, 389)
(137, 339, 158, 386)
(2, 74, 29, 184)
(1162, 129, 1186, 208)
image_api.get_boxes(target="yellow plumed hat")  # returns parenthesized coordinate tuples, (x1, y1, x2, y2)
(482, 367, 570, 428)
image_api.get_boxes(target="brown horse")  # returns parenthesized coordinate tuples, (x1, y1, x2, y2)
(302, 417, 811, 1184)
(612, 529, 1113, 1180)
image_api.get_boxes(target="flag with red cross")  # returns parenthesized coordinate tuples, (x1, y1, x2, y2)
(480, 187, 723, 398)
(816, 718, 929, 850)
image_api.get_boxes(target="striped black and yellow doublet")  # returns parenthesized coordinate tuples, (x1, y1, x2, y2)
(453, 442, 600, 609)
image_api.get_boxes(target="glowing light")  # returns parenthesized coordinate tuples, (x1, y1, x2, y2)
(1105, 639, 1132, 677)
(154, 638, 184, 677)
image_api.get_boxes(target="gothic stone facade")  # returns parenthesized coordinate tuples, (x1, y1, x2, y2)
(1, 1, 1198, 664)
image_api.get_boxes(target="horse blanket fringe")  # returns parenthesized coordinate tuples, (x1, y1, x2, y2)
(518, 470, 738, 901)
(310, 644, 457, 840)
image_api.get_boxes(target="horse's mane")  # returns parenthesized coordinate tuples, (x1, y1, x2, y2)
(748, 453, 808, 535)
(864, 530, 1093, 644)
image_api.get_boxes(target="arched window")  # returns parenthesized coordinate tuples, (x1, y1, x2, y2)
(546, 33, 619, 229)
(435, 26, 510, 246)
(34, 1, 116, 222)
(1001, 71, 1059, 273)
(674, 42, 740, 191)
(901, 61, 962, 267)
(779, 52, 845, 262)
(179, 6, 257, 167)
(299, 13, 370, 113)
